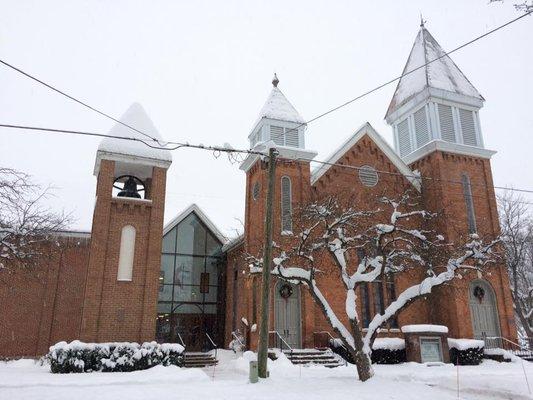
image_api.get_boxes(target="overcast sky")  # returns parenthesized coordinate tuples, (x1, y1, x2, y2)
(0, 0, 532, 238)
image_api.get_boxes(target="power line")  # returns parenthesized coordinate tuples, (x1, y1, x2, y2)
(283, 10, 532, 135)
(4, 122, 533, 199)
(0, 123, 266, 158)
(0, 60, 161, 144)
(300, 156, 533, 195)
(1, 11, 530, 150)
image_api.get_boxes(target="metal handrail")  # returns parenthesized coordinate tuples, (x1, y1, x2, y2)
(269, 330, 293, 357)
(316, 330, 346, 349)
(231, 331, 246, 351)
(315, 330, 348, 366)
(484, 336, 533, 354)
(176, 332, 186, 349)
(205, 332, 218, 360)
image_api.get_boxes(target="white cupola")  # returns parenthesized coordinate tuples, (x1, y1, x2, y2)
(240, 75, 317, 172)
(248, 74, 307, 149)
(386, 22, 492, 164)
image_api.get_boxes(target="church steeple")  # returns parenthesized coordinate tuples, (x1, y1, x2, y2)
(386, 24, 488, 164)
(248, 74, 306, 150)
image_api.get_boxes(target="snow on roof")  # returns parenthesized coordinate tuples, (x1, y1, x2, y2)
(386, 26, 483, 119)
(310, 122, 421, 191)
(401, 324, 449, 334)
(163, 203, 227, 245)
(98, 102, 172, 163)
(221, 233, 244, 253)
(252, 85, 305, 130)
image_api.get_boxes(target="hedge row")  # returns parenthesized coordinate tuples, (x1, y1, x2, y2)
(330, 338, 484, 365)
(45, 341, 184, 373)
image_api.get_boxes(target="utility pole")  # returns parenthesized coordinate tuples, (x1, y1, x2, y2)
(257, 146, 277, 379)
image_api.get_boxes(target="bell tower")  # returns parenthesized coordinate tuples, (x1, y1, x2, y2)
(240, 76, 317, 349)
(240, 75, 317, 256)
(80, 103, 172, 343)
(385, 24, 516, 340)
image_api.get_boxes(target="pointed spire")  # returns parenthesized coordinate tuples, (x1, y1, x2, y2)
(419, 13, 425, 28)
(272, 73, 279, 87)
(385, 24, 483, 121)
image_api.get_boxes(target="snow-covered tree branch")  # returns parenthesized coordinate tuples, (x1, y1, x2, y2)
(248, 192, 498, 382)
(0, 168, 71, 270)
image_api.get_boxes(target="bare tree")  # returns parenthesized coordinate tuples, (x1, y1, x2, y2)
(489, 0, 533, 13)
(248, 192, 497, 381)
(0, 168, 70, 270)
(498, 192, 533, 337)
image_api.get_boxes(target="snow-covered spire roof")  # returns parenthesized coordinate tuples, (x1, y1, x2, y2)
(98, 102, 172, 163)
(385, 25, 484, 120)
(252, 75, 305, 129)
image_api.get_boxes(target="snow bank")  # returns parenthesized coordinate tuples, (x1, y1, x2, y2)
(372, 338, 405, 351)
(447, 338, 484, 351)
(401, 324, 448, 334)
(484, 348, 519, 362)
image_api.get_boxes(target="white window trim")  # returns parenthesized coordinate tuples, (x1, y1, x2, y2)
(117, 225, 136, 282)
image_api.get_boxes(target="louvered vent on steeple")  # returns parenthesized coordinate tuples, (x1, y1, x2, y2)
(248, 74, 306, 150)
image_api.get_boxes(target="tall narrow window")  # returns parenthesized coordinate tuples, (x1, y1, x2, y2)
(117, 225, 136, 281)
(360, 283, 371, 328)
(373, 280, 385, 315)
(281, 176, 292, 233)
(386, 276, 398, 328)
(462, 173, 477, 234)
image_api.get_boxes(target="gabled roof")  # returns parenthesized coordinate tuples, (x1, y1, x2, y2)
(221, 233, 244, 253)
(386, 26, 483, 120)
(163, 203, 227, 245)
(98, 102, 172, 163)
(310, 122, 421, 191)
(251, 86, 305, 132)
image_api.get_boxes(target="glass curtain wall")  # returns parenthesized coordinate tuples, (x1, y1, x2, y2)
(156, 212, 224, 350)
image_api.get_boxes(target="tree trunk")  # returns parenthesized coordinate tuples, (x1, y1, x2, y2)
(350, 319, 373, 382)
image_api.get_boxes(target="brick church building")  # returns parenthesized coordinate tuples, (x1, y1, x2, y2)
(0, 24, 516, 358)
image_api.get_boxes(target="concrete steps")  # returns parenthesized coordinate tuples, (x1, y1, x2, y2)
(271, 348, 346, 368)
(183, 352, 218, 368)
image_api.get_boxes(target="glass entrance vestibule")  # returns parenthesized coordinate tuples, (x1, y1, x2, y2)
(156, 211, 225, 351)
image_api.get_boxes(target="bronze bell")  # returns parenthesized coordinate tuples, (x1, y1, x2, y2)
(117, 176, 141, 198)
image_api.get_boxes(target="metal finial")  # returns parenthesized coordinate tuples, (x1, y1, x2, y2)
(272, 73, 279, 87)
(420, 14, 426, 28)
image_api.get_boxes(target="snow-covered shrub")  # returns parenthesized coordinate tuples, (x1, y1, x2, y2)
(329, 337, 406, 364)
(371, 338, 406, 364)
(448, 338, 484, 365)
(46, 341, 184, 373)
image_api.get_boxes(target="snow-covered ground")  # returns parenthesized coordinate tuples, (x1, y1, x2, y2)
(1, 350, 532, 400)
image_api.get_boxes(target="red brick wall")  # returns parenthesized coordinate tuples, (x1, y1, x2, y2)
(80, 159, 167, 343)
(227, 133, 516, 349)
(411, 151, 516, 340)
(0, 237, 90, 358)
(310, 134, 431, 337)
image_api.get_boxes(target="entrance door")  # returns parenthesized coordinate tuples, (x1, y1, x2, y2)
(275, 281, 301, 349)
(469, 280, 501, 339)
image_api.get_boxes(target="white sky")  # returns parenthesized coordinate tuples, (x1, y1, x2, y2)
(0, 0, 532, 238)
